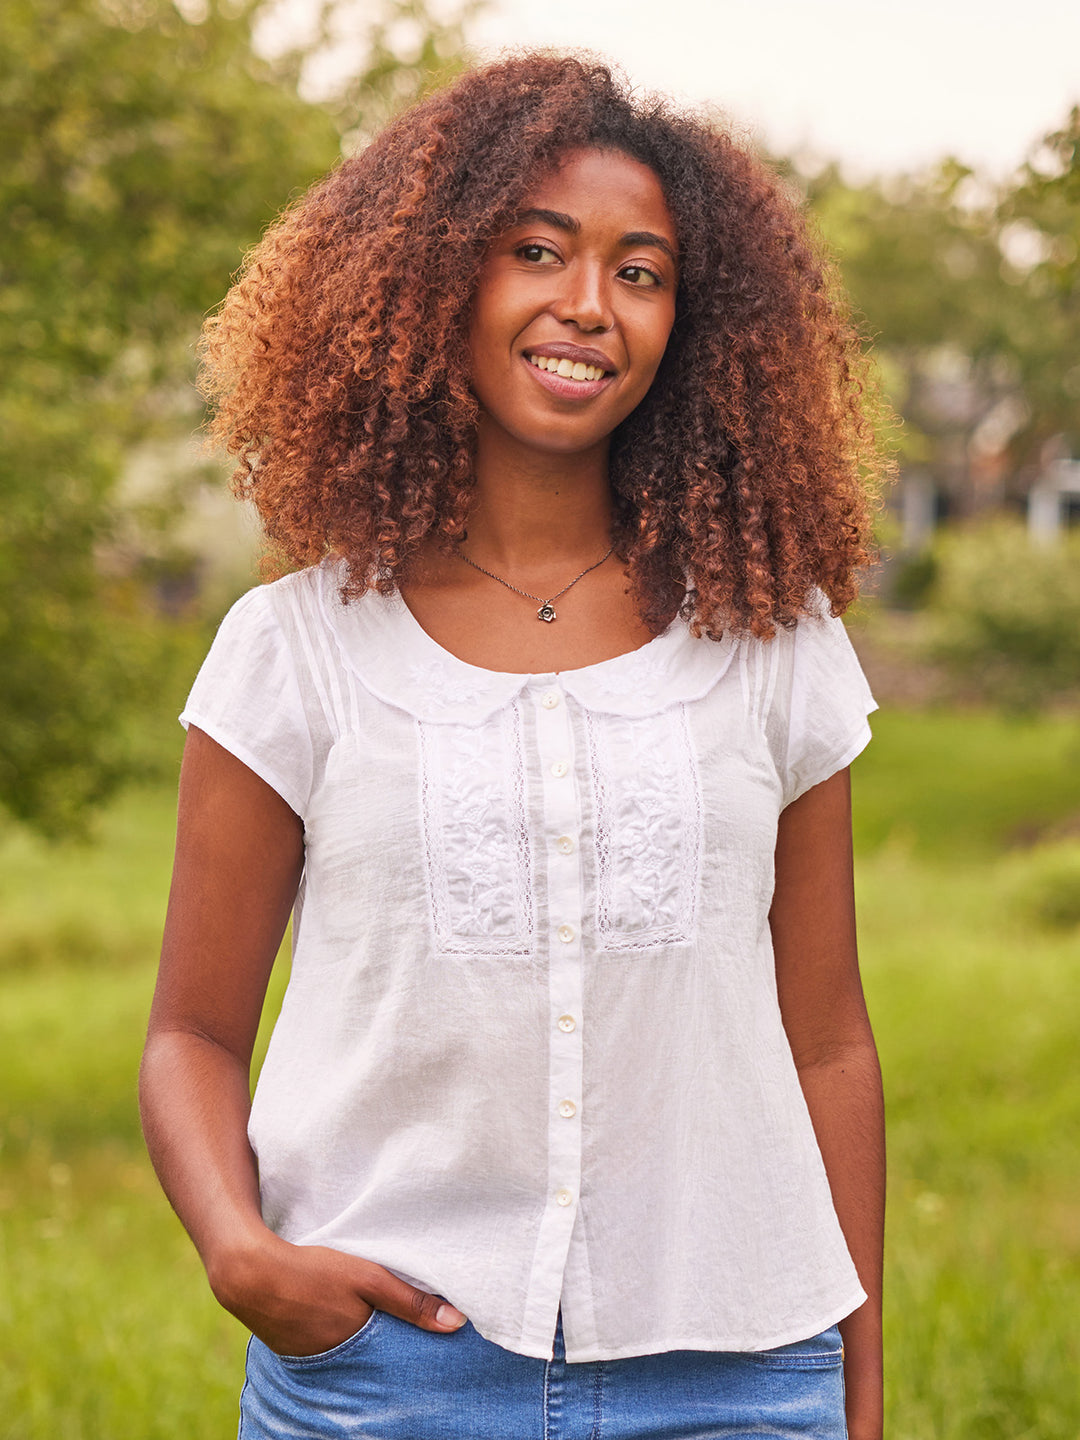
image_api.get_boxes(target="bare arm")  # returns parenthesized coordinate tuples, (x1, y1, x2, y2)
(139, 726, 466, 1354)
(770, 768, 885, 1440)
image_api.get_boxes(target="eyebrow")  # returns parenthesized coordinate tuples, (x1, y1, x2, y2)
(513, 208, 678, 265)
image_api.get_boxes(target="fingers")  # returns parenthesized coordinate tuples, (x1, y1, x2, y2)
(211, 1232, 468, 1351)
(353, 1258, 467, 1332)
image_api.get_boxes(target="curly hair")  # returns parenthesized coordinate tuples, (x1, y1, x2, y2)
(199, 52, 886, 638)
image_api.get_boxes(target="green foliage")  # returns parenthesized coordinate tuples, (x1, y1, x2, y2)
(811, 160, 1007, 361)
(1006, 109, 1080, 315)
(925, 522, 1080, 709)
(888, 548, 938, 610)
(323, 0, 480, 150)
(804, 129, 1080, 511)
(0, 0, 343, 837)
(2, 708, 1079, 1435)
(1000, 107, 1080, 446)
(809, 163, 1027, 466)
(1006, 841, 1080, 930)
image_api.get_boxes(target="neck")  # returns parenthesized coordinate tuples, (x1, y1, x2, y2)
(464, 420, 615, 569)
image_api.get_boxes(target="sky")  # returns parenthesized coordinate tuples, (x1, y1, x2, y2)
(470, 0, 1080, 178)
(268, 0, 1080, 179)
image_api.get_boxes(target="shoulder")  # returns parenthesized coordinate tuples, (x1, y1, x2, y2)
(736, 590, 858, 672)
(189, 563, 349, 708)
(233, 560, 330, 618)
(209, 561, 343, 648)
(788, 592, 865, 678)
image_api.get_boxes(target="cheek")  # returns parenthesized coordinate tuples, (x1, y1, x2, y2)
(653, 300, 676, 359)
(466, 284, 497, 355)
(633, 313, 676, 391)
(466, 314, 506, 398)
(468, 270, 520, 340)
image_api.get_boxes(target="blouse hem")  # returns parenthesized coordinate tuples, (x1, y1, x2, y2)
(475, 1282, 870, 1363)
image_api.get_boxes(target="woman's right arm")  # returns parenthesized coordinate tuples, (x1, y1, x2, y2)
(139, 726, 466, 1354)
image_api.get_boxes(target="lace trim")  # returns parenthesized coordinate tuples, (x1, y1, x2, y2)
(585, 704, 702, 952)
(417, 703, 534, 956)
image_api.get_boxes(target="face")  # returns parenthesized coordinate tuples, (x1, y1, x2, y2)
(467, 147, 678, 464)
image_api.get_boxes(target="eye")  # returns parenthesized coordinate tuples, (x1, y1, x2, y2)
(619, 264, 662, 287)
(517, 242, 560, 265)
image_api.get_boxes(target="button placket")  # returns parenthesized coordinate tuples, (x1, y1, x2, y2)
(519, 678, 586, 1344)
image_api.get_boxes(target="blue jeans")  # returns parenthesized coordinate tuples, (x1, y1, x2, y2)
(239, 1310, 847, 1439)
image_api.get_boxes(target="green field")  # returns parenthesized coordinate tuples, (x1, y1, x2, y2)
(1, 708, 1078, 1438)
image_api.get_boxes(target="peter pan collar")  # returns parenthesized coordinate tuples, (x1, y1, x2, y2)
(316, 560, 737, 726)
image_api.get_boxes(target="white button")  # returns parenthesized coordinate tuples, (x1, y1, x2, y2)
(557, 1014, 576, 1033)
(556, 835, 575, 854)
(555, 1188, 574, 1207)
(558, 1100, 577, 1119)
(550, 760, 569, 778)
(557, 924, 575, 944)
(541, 691, 560, 709)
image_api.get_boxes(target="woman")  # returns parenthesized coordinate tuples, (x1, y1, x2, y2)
(140, 53, 886, 1440)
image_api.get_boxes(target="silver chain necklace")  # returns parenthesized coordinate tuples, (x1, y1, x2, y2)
(457, 544, 614, 622)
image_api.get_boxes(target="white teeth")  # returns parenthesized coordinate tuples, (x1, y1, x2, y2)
(527, 354, 606, 382)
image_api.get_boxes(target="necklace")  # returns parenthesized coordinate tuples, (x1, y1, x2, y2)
(457, 544, 614, 622)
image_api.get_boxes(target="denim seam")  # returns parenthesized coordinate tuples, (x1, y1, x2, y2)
(745, 1349, 845, 1370)
(839, 1344, 849, 1440)
(590, 1360, 605, 1440)
(543, 1355, 552, 1440)
(237, 1336, 253, 1439)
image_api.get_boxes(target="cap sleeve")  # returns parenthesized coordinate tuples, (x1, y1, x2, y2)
(180, 586, 313, 818)
(782, 609, 877, 808)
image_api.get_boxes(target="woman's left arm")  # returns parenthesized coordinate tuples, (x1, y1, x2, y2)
(770, 767, 885, 1440)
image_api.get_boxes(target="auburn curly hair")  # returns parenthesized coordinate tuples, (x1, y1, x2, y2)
(199, 52, 885, 639)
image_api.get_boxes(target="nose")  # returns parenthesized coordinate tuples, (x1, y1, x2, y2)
(551, 259, 612, 333)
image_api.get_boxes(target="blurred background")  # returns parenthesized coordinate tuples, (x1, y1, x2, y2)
(1, 1, 1077, 1435)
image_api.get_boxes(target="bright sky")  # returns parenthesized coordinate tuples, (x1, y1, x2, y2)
(261, 0, 1080, 178)
(469, 0, 1080, 177)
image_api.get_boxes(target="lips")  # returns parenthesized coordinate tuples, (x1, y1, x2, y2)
(522, 351, 615, 400)
(524, 341, 615, 375)
(521, 341, 618, 401)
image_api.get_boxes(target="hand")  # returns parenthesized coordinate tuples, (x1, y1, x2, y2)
(206, 1226, 467, 1357)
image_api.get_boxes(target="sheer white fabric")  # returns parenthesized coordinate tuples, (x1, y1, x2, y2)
(180, 560, 876, 1362)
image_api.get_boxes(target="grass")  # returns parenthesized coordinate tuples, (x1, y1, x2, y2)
(852, 708, 1080, 858)
(859, 852, 1080, 1439)
(1, 707, 1078, 1437)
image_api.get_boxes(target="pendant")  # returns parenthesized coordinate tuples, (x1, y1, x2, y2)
(537, 603, 556, 623)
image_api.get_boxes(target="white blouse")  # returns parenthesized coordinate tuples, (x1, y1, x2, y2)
(180, 558, 876, 1363)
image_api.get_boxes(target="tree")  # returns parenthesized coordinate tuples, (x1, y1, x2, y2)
(802, 126, 1079, 522)
(1001, 105, 1080, 451)
(805, 163, 1029, 518)
(0, 0, 470, 837)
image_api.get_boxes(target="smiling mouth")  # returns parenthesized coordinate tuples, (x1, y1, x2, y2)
(525, 352, 611, 383)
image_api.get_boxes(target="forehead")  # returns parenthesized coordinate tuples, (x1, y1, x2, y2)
(516, 147, 676, 242)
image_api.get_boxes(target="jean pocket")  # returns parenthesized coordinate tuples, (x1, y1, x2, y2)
(744, 1324, 844, 1370)
(272, 1306, 384, 1369)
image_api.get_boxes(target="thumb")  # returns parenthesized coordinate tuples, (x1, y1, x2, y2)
(355, 1259, 467, 1333)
